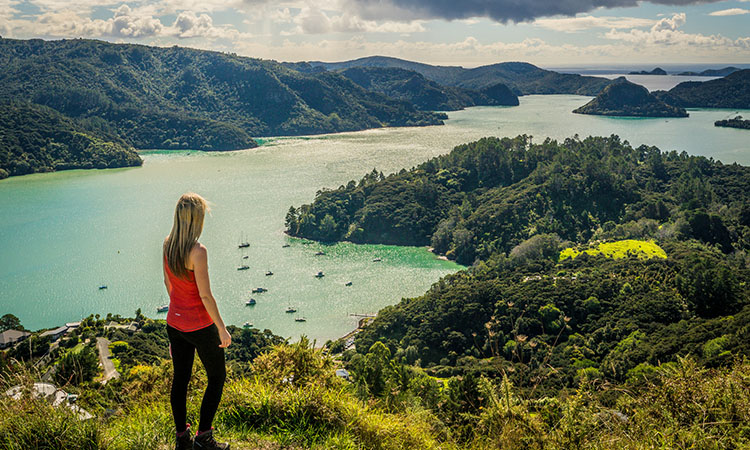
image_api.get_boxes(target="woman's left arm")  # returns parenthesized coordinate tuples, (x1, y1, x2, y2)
(192, 245, 232, 348)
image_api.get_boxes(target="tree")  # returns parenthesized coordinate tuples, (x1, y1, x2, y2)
(0, 313, 23, 332)
(55, 346, 100, 386)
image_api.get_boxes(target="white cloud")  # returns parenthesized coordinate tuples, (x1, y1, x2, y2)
(604, 13, 749, 52)
(651, 12, 686, 31)
(533, 15, 655, 32)
(286, 4, 425, 34)
(232, 27, 750, 67)
(170, 10, 250, 39)
(2, 3, 250, 41)
(709, 8, 750, 16)
(32, 4, 164, 38)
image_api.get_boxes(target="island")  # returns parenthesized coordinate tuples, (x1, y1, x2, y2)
(628, 67, 667, 75)
(715, 116, 750, 130)
(572, 78, 688, 117)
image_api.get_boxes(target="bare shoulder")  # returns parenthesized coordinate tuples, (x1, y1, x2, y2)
(190, 242, 208, 260)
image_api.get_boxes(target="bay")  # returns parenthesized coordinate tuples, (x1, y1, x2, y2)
(1, 94, 748, 341)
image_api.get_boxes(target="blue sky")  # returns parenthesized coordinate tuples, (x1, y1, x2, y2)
(0, 0, 748, 67)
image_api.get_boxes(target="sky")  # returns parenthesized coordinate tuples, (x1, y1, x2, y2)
(0, 0, 748, 67)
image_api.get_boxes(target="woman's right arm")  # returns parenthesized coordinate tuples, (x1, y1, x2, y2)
(192, 244, 232, 348)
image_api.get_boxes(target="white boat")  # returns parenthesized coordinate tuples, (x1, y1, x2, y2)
(295, 317, 307, 322)
(246, 298, 256, 306)
(243, 322, 252, 328)
(314, 271, 325, 278)
(237, 265, 249, 271)
(157, 305, 169, 313)
(286, 307, 297, 313)
(345, 281, 353, 286)
(372, 257, 382, 262)
(314, 251, 325, 256)
(252, 287, 267, 293)
(265, 270, 273, 276)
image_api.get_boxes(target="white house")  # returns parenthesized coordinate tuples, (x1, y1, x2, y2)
(40, 326, 68, 341)
(0, 329, 31, 349)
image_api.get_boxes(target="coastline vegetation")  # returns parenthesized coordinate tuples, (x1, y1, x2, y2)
(0, 101, 141, 179)
(715, 116, 750, 130)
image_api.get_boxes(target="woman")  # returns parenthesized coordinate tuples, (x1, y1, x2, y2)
(163, 193, 232, 450)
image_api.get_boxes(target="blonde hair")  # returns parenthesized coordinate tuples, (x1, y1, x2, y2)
(164, 192, 210, 279)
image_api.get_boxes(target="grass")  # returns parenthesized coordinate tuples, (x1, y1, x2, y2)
(559, 239, 667, 261)
(2, 342, 748, 449)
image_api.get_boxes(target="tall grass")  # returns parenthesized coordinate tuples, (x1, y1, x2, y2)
(1, 345, 748, 449)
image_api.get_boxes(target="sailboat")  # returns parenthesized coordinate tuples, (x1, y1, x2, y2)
(238, 232, 250, 249)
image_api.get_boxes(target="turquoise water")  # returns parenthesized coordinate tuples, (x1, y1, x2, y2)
(1, 95, 748, 341)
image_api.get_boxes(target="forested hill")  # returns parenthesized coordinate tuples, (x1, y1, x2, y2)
(0, 38, 445, 152)
(573, 78, 688, 117)
(287, 135, 750, 264)
(338, 67, 519, 111)
(287, 56, 612, 95)
(654, 69, 750, 108)
(289, 135, 750, 395)
(0, 101, 141, 179)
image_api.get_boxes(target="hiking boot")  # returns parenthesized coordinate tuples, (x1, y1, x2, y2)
(175, 424, 193, 450)
(193, 428, 230, 450)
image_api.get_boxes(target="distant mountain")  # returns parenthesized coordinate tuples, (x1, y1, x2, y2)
(338, 67, 518, 111)
(287, 56, 612, 95)
(654, 70, 750, 109)
(677, 67, 741, 77)
(0, 101, 141, 179)
(573, 78, 688, 118)
(629, 67, 667, 75)
(0, 39, 446, 153)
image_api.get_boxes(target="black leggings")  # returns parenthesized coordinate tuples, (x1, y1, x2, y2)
(167, 324, 226, 433)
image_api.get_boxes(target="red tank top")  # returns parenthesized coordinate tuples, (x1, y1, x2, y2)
(164, 255, 214, 332)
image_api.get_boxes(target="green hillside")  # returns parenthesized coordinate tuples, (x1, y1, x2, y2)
(573, 78, 688, 117)
(288, 134, 750, 399)
(0, 38, 445, 152)
(339, 66, 519, 111)
(0, 101, 141, 179)
(2, 317, 749, 449)
(287, 135, 748, 263)
(291, 56, 612, 95)
(654, 69, 750, 108)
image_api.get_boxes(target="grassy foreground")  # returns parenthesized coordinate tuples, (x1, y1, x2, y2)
(1, 339, 748, 449)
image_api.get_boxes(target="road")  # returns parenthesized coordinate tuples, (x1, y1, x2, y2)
(96, 337, 120, 384)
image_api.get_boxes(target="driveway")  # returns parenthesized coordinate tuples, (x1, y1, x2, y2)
(96, 337, 120, 384)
